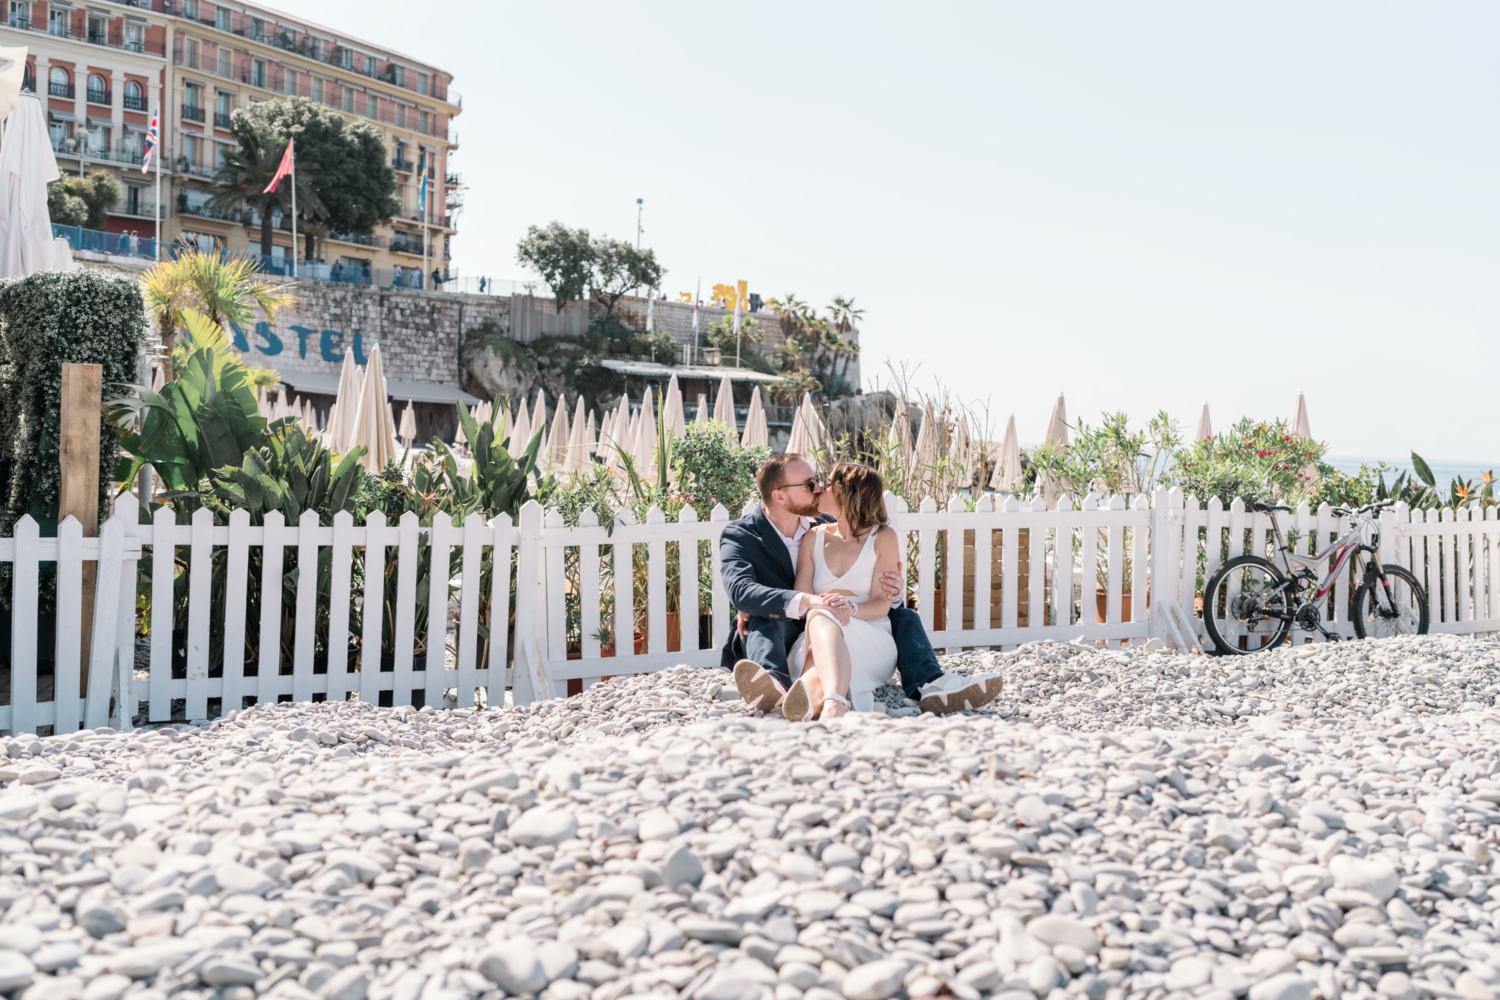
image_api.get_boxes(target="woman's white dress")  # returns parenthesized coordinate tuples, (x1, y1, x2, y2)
(789, 525, 898, 711)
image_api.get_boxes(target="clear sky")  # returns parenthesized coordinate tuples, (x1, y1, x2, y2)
(268, 1, 1498, 466)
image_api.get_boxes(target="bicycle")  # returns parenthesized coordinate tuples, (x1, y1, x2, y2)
(1201, 498, 1429, 655)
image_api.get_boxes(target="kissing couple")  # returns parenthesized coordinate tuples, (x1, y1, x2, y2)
(719, 453, 1002, 721)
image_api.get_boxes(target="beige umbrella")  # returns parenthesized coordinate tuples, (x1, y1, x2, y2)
(694, 393, 711, 426)
(786, 402, 808, 455)
(508, 401, 532, 459)
(913, 401, 940, 498)
(453, 415, 468, 448)
(326, 352, 364, 453)
(546, 398, 571, 474)
(1044, 393, 1069, 448)
(1195, 403, 1213, 443)
(1293, 392, 1319, 483)
(586, 409, 599, 458)
(399, 401, 417, 443)
(989, 414, 1023, 493)
(663, 375, 687, 441)
(713, 374, 738, 440)
(741, 386, 768, 448)
(348, 345, 398, 473)
(949, 413, 973, 490)
(562, 396, 588, 475)
(635, 387, 659, 481)
(529, 390, 548, 454)
(301, 399, 315, 430)
(786, 392, 824, 456)
(595, 394, 626, 470)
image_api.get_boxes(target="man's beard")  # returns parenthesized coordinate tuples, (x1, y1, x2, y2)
(789, 496, 823, 518)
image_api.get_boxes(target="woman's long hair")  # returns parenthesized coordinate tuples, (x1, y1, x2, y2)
(829, 462, 888, 539)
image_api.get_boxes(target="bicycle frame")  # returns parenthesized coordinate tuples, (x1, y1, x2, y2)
(1264, 512, 1379, 609)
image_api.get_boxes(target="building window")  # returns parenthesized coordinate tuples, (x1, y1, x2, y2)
(183, 0, 198, 20)
(365, 94, 377, 120)
(341, 48, 354, 70)
(419, 110, 431, 136)
(396, 104, 405, 130)
(48, 116, 68, 149)
(284, 68, 297, 95)
(417, 73, 428, 96)
(342, 87, 353, 113)
(215, 142, 227, 170)
(216, 7, 230, 30)
(87, 74, 109, 105)
(8, 1, 31, 30)
(124, 81, 144, 111)
(48, 6, 67, 37)
(218, 49, 230, 78)
(85, 123, 108, 156)
(125, 186, 145, 215)
(311, 77, 323, 103)
(124, 22, 144, 53)
(185, 38, 200, 70)
(48, 66, 71, 99)
(183, 133, 199, 167)
(185, 81, 203, 108)
(365, 54, 376, 76)
(87, 13, 106, 45)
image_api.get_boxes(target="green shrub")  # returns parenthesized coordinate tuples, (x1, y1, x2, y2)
(673, 421, 767, 515)
(0, 269, 146, 539)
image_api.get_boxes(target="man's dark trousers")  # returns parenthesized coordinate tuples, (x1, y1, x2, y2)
(717, 505, 942, 699)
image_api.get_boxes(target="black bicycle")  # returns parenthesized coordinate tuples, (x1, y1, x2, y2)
(1202, 498, 1429, 655)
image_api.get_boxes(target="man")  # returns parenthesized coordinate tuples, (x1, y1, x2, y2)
(720, 453, 1002, 715)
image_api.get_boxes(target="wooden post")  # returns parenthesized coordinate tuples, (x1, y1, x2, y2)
(59, 362, 103, 698)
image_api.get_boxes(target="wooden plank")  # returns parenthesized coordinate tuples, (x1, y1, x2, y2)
(1028, 500, 1046, 637)
(485, 514, 516, 710)
(945, 496, 964, 652)
(54, 517, 84, 733)
(972, 494, 993, 633)
(678, 506, 699, 655)
(454, 511, 482, 708)
(916, 497, 936, 630)
(149, 505, 175, 721)
(1131, 495, 1149, 624)
(610, 508, 636, 681)
(1106, 496, 1125, 644)
(1079, 495, 1098, 627)
(184, 506, 212, 720)
(219, 508, 250, 716)
(291, 509, 319, 704)
(84, 515, 124, 729)
(710, 505, 730, 651)
(1053, 495, 1073, 628)
(58, 362, 102, 697)
(10, 517, 40, 736)
(1457, 507, 1473, 622)
(426, 515, 453, 711)
(578, 509, 602, 690)
(646, 506, 667, 659)
(360, 511, 388, 706)
(1000, 497, 1019, 643)
(543, 509, 568, 673)
(393, 511, 421, 706)
(326, 511, 355, 705)
(511, 502, 543, 705)
(257, 511, 286, 708)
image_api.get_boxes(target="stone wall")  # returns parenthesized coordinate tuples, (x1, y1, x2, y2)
(234, 283, 511, 384)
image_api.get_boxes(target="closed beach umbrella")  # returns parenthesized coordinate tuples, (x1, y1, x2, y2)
(635, 387, 658, 481)
(595, 393, 626, 469)
(546, 398, 571, 474)
(989, 414, 1023, 493)
(326, 352, 364, 452)
(663, 375, 687, 440)
(0, 95, 61, 278)
(694, 393, 711, 425)
(742, 386, 768, 449)
(508, 400, 532, 459)
(1293, 392, 1319, 483)
(399, 401, 417, 443)
(713, 374, 738, 440)
(563, 395, 588, 475)
(787, 393, 824, 457)
(786, 402, 808, 455)
(1195, 402, 1213, 443)
(1045, 394, 1069, 449)
(949, 413, 973, 490)
(348, 345, 398, 473)
(530, 390, 548, 455)
(586, 409, 599, 458)
(913, 401, 940, 498)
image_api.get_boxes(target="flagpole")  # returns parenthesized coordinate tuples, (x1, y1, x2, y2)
(152, 108, 160, 261)
(289, 139, 297, 278)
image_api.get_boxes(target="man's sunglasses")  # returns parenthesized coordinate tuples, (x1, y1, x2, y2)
(778, 477, 822, 493)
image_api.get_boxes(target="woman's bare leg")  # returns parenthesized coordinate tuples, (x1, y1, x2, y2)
(806, 615, 852, 717)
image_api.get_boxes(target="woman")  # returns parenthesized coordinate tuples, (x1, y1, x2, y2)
(783, 463, 900, 721)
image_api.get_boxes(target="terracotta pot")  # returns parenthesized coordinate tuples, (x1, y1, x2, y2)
(666, 612, 682, 652)
(1095, 591, 1134, 623)
(566, 639, 620, 696)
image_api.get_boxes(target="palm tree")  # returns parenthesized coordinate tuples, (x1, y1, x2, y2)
(206, 126, 324, 258)
(142, 250, 296, 378)
(766, 293, 807, 342)
(827, 296, 864, 336)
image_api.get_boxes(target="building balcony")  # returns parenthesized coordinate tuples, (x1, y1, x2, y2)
(123, 93, 146, 111)
(214, 112, 233, 129)
(329, 232, 388, 249)
(390, 235, 425, 255)
(50, 82, 76, 99)
(8, 14, 165, 56)
(391, 157, 414, 173)
(87, 88, 112, 105)
(182, 104, 206, 122)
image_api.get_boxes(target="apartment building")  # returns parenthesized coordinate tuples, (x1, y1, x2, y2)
(1, 0, 461, 276)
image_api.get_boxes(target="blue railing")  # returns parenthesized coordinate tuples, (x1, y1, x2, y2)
(52, 224, 158, 260)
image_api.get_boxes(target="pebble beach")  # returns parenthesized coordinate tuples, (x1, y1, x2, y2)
(2, 634, 1500, 1000)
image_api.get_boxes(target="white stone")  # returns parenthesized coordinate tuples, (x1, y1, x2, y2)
(1025, 915, 1099, 955)
(1249, 972, 1314, 1000)
(510, 808, 578, 847)
(841, 960, 909, 1000)
(477, 939, 547, 994)
(1329, 855, 1399, 903)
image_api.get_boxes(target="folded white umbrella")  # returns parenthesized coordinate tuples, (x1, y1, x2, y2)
(786, 404, 808, 455)
(348, 345, 398, 473)
(989, 414, 1023, 493)
(546, 398, 571, 474)
(1195, 402, 1213, 443)
(326, 352, 364, 453)
(399, 401, 417, 442)
(1045, 393, 1069, 448)
(663, 375, 687, 440)
(713, 374, 738, 440)
(595, 394, 625, 470)
(0, 95, 60, 279)
(913, 401, 941, 498)
(949, 413, 972, 489)
(635, 387, 658, 482)
(694, 393, 711, 426)
(741, 387, 768, 448)
(508, 400, 531, 459)
(563, 395, 588, 475)
(454, 415, 467, 447)
(1293, 392, 1319, 483)
(586, 409, 599, 457)
(530, 390, 548, 455)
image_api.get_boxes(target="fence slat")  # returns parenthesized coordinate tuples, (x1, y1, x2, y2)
(181, 507, 212, 720)
(1027, 499, 1047, 635)
(393, 511, 421, 707)
(221, 509, 251, 716)
(427, 516, 453, 711)
(485, 513, 516, 710)
(257, 511, 286, 708)
(327, 511, 355, 704)
(973, 495, 993, 631)
(360, 511, 388, 706)
(512, 502, 543, 704)
(1132, 496, 1149, 624)
(680, 506, 700, 657)
(454, 512, 482, 707)
(917, 497, 936, 631)
(149, 505, 176, 722)
(646, 507, 667, 658)
(54, 517, 84, 733)
(944, 496, 964, 652)
(84, 516, 124, 729)
(10, 517, 40, 736)
(1053, 496, 1073, 628)
(710, 505, 730, 651)
(292, 509, 320, 703)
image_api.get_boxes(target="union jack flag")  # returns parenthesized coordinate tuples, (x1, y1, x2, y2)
(141, 111, 158, 174)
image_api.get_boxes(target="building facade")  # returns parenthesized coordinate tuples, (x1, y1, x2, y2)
(1, 0, 460, 276)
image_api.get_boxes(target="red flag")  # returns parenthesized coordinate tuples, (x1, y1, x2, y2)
(264, 140, 294, 194)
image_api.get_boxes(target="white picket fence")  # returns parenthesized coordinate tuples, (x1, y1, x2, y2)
(2, 490, 1497, 734)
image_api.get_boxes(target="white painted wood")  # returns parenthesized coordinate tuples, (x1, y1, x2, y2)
(220, 509, 250, 716)
(512, 502, 543, 705)
(149, 504, 175, 721)
(680, 506, 700, 654)
(485, 513, 517, 710)
(973, 494, 993, 633)
(360, 511, 388, 707)
(427, 514, 455, 711)
(647, 506, 667, 659)
(945, 495, 965, 653)
(1053, 496, 1073, 628)
(392, 511, 421, 707)
(326, 511, 355, 705)
(84, 515, 125, 729)
(1027, 499, 1046, 638)
(292, 509, 320, 704)
(257, 511, 286, 708)
(710, 504, 730, 651)
(9, 517, 39, 736)
(1132, 495, 1149, 625)
(917, 496, 936, 631)
(54, 517, 84, 733)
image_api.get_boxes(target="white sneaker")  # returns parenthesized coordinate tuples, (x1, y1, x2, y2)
(918, 673, 1002, 715)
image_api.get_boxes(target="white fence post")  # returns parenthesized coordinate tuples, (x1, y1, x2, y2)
(512, 500, 543, 705)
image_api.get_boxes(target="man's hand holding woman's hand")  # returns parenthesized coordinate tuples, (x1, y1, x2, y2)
(808, 594, 853, 625)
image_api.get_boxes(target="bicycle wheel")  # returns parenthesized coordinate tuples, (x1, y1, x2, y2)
(1202, 555, 1294, 655)
(1352, 564, 1429, 639)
